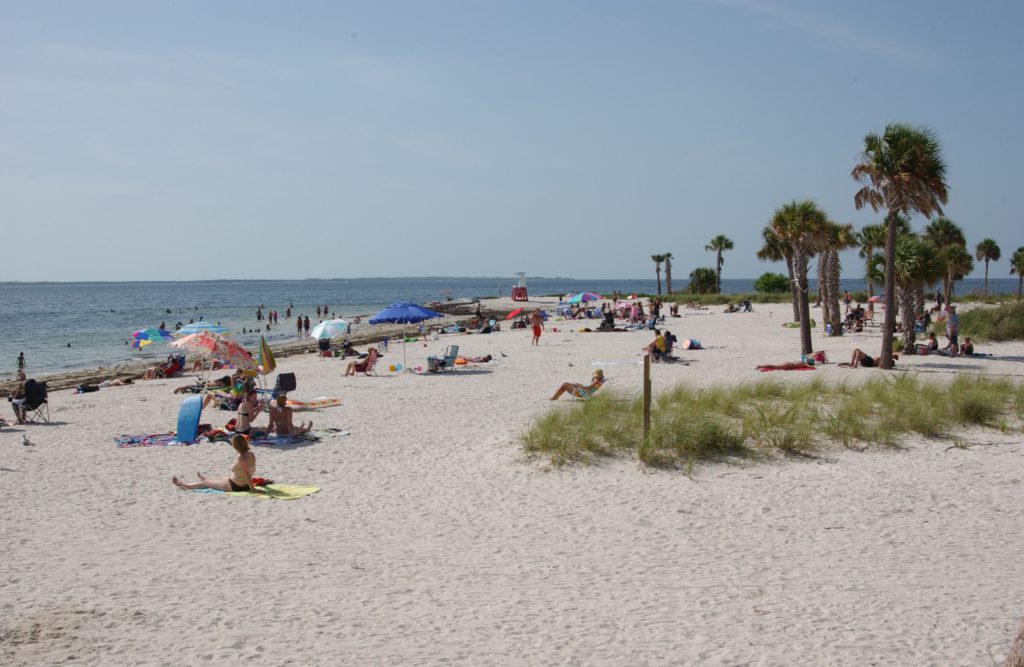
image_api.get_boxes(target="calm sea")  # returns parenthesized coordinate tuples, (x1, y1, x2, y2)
(0, 276, 1016, 378)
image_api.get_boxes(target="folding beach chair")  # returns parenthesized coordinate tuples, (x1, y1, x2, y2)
(434, 345, 460, 372)
(352, 348, 379, 376)
(23, 380, 49, 423)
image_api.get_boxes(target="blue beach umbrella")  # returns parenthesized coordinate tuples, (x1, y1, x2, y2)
(176, 322, 229, 336)
(369, 302, 444, 371)
(131, 327, 174, 348)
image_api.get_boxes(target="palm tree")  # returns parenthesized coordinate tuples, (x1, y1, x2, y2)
(705, 235, 734, 294)
(858, 218, 910, 298)
(975, 238, 1001, 296)
(757, 224, 800, 321)
(821, 222, 857, 336)
(1011, 247, 1024, 300)
(663, 252, 674, 295)
(852, 123, 948, 369)
(941, 244, 974, 302)
(651, 254, 665, 295)
(924, 217, 967, 305)
(771, 200, 829, 355)
(870, 234, 945, 350)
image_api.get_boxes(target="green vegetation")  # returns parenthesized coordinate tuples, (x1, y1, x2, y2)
(686, 267, 718, 294)
(521, 376, 1023, 468)
(753, 272, 789, 293)
(705, 235, 734, 294)
(958, 301, 1024, 341)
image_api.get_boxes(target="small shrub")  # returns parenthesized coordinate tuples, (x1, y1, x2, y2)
(754, 272, 790, 293)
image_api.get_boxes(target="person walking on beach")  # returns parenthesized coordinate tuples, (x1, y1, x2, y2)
(529, 310, 544, 346)
(943, 304, 960, 356)
(17, 352, 25, 372)
(303, 315, 311, 335)
(843, 290, 852, 315)
(296, 316, 303, 336)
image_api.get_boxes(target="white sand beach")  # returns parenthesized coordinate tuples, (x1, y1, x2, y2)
(2, 299, 1022, 665)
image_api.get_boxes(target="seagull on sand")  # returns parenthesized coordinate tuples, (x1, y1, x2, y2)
(22, 435, 36, 447)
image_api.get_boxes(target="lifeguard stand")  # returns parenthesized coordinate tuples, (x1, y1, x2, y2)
(511, 272, 529, 302)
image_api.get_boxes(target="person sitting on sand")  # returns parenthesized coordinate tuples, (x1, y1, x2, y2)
(550, 369, 605, 400)
(172, 434, 260, 493)
(960, 337, 975, 356)
(915, 332, 939, 355)
(645, 329, 666, 360)
(265, 394, 312, 437)
(234, 386, 262, 435)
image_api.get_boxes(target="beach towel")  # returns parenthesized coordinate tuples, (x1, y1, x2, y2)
(287, 397, 342, 411)
(756, 362, 816, 372)
(248, 427, 349, 447)
(116, 433, 184, 448)
(194, 484, 320, 500)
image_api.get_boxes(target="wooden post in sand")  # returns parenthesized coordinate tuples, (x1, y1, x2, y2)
(643, 352, 651, 440)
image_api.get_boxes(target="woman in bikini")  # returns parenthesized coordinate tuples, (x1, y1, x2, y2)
(234, 386, 262, 434)
(172, 434, 260, 493)
(265, 394, 312, 437)
(549, 369, 605, 400)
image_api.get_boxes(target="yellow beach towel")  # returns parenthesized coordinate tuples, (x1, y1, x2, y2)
(225, 484, 320, 500)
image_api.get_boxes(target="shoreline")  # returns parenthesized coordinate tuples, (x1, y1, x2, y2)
(0, 299, 513, 395)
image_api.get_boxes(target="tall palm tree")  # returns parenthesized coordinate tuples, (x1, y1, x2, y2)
(705, 235, 734, 294)
(821, 222, 857, 336)
(852, 123, 948, 369)
(924, 217, 967, 305)
(771, 200, 829, 355)
(663, 252, 674, 295)
(1011, 247, 1024, 300)
(941, 243, 974, 302)
(974, 238, 1001, 296)
(651, 254, 665, 295)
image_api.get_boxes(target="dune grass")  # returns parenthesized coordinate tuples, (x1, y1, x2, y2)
(521, 375, 1023, 467)
(958, 301, 1024, 342)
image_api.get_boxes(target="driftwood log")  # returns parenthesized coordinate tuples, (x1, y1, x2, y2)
(1006, 618, 1024, 667)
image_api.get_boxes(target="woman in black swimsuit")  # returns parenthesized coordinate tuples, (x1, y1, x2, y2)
(234, 386, 261, 435)
(172, 435, 259, 493)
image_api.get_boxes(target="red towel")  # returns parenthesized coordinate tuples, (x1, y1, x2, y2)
(756, 362, 816, 372)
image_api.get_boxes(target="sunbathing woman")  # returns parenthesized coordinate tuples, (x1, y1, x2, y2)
(550, 369, 605, 400)
(265, 394, 312, 437)
(173, 434, 259, 493)
(848, 349, 898, 368)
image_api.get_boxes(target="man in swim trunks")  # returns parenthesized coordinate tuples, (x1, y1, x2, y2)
(529, 310, 544, 346)
(172, 434, 259, 493)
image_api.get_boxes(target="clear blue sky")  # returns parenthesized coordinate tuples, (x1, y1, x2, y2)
(2, 0, 1021, 282)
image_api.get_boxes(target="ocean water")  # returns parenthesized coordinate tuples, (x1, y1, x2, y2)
(0, 276, 1016, 378)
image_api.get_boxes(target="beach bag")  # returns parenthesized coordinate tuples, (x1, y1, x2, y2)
(812, 350, 827, 363)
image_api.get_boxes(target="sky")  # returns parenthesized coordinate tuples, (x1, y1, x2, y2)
(2, 0, 1022, 282)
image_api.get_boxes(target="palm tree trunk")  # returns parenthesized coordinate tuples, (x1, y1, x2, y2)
(665, 260, 673, 295)
(944, 273, 953, 309)
(716, 251, 723, 294)
(655, 267, 662, 295)
(786, 253, 800, 321)
(880, 212, 898, 369)
(795, 251, 813, 355)
(828, 250, 843, 336)
(816, 254, 827, 310)
(984, 260, 989, 296)
(900, 284, 915, 350)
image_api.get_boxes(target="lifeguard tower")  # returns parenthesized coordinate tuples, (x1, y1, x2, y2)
(511, 272, 529, 302)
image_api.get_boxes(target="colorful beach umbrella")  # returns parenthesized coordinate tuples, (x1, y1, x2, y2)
(567, 292, 602, 304)
(131, 327, 173, 348)
(258, 336, 276, 375)
(170, 331, 219, 356)
(310, 319, 349, 340)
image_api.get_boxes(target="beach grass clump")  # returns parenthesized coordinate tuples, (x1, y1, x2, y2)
(521, 375, 1023, 468)
(958, 301, 1024, 341)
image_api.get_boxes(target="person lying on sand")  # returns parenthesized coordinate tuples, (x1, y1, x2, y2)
(550, 369, 605, 400)
(172, 434, 260, 493)
(265, 394, 312, 437)
(843, 349, 898, 368)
